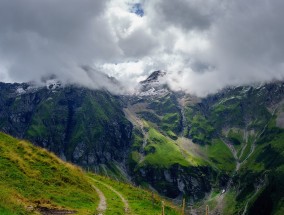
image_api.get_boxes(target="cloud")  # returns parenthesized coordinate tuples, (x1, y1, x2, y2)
(0, 0, 119, 84)
(192, 0, 284, 95)
(145, 0, 284, 96)
(0, 0, 284, 96)
(151, 0, 221, 31)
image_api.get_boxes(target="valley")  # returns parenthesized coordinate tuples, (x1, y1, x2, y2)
(0, 73, 284, 214)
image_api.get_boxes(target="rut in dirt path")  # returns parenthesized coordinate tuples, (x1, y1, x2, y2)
(92, 185, 107, 215)
(90, 178, 131, 214)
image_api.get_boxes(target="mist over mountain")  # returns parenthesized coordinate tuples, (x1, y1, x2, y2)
(0, 2, 284, 214)
(0, 0, 284, 96)
(0, 71, 284, 214)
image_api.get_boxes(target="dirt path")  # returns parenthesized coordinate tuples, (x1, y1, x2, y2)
(90, 178, 131, 214)
(92, 185, 107, 215)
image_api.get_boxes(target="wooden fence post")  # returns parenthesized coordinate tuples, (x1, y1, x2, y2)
(206, 205, 209, 215)
(162, 201, 165, 215)
(181, 198, 185, 215)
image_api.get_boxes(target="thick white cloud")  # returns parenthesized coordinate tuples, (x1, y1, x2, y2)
(0, 0, 120, 84)
(0, 0, 284, 96)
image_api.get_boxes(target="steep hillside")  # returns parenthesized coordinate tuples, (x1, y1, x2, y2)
(0, 82, 132, 176)
(181, 84, 284, 214)
(125, 93, 217, 200)
(88, 174, 180, 215)
(234, 113, 284, 215)
(124, 75, 284, 214)
(0, 132, 99, 214)
(0, 76, 284, 214)
(0, 132, 180, 215)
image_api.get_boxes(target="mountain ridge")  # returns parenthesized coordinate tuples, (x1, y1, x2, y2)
(0, 72, 284, 214)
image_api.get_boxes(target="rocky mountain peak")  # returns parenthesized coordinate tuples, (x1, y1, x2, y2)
(140, 70, 167, 85)
(135, 70, 169, 97)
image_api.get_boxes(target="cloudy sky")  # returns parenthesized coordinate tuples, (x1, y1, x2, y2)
(0, 0, 284, 96)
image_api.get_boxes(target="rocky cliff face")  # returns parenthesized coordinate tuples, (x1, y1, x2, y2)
(125, 74, 284, 214)
(0, 82, 132, 168)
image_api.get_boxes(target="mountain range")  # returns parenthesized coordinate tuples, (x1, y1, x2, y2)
(0, 71, 283, 214)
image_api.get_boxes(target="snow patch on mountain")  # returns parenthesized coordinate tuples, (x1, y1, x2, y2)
(16, 87, 26, 95)
(46, 79, 61, 90)
(135, 71, 170, 97)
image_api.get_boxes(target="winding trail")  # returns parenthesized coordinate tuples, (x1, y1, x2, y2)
(92, 185, 107, 215)
(90, 177, 131, 214)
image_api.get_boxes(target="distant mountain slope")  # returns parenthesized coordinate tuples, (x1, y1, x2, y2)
(125, 76, 284, 214)
(0, 82, 132, 174)
(0, 75, 284, 214)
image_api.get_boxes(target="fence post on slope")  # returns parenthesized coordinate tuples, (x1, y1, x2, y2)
(162, 201, 165, 215)
(181, 198, 185, 215)
(206, 205, 209, 215)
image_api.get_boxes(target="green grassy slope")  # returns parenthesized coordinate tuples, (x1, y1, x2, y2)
(0, 132, 181, 215)
(88, 174, 180, 215)
(236, 121, 284, 215)
(0, 84, 132, 176)
(128, 84, 284, 214)
(0, 132, 99, 215)
(25, 88, 131, 164)
(203, 139, 236, 172)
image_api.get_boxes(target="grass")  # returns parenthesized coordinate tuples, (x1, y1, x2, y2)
(90, 162, 129, 182)
(146, 95, 182, 136)
(0, 132, 99, 214)
(222, 191, 238, 215)
(90, 179, 125, 215)
(88, 174, 181, 215)
(166, 130, 178, 140)
(236, 118, 284, 215)
(227, 129, 243, 145)
(0, 132, 182, 215)
(161, 113, 181, 135)
(142, 128, 190, 168)
(203, 139, 235, 172)
(187, 113, 215, 144)
(241, 129, 284, 172)
(239, 136, 254, 162)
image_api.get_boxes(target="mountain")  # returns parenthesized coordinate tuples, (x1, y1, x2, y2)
(0, 82, 132, 178)
(136, 70, 169, 97)
(0, 74, 284, 214)
(0, 132, 180, 215)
